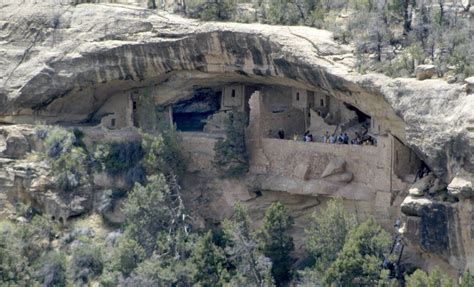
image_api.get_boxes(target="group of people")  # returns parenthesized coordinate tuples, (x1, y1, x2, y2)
(278, 130, 377, 145)
(322, 131, 350, 144)
(277, 129, 377, 146)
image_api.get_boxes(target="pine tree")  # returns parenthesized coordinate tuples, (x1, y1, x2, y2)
(305, 199, 356, 273)
(191, 231, 228, 286)
(323, 217, 391, 286)
(404, 267, 454, 287)
(260, 202, 295, 285)
(222, 202, 274, 286)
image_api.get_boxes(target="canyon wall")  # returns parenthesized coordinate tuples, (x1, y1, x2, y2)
(0, 0, 473, 275)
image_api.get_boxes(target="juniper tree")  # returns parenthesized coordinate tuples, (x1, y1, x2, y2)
(323, 217, 391, 286)
(222, 202, 274, 286)
(305, 199, 356, 273)
(191, 230, 228, 286)
(260, 202, 295, 285)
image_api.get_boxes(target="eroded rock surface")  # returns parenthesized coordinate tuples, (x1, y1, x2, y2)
(0, 1, 472, 184)
(0, 0, 473, 277)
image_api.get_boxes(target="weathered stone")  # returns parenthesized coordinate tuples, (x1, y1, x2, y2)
(0, 2, 470, 185)
(466, 76, 474, 93)
(401, 196, 434, 217)
(415, 65, 437, 80)
(293, 162, 311, 180)
(419, 202, 449, 253)
(447, 76, 457, 84)
(428, 178, 446, 195)
(448, 174, 473, 199)
(1, 131, 30, 159)
(408, 174, 435, 197)
(321, 158, 346, 178)
(324, 172, 353, 183)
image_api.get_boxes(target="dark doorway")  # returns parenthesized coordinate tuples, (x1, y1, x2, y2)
(172, 88, 222, 132)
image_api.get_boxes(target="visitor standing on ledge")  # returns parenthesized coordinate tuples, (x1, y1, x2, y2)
(278, 130, 285, 139)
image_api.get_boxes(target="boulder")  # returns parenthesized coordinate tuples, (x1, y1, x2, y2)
(415, 65, 437, 80)
(401, 196, 434, 216)
(1, 131, 30, 159)
(321, 158, 345, 178)
(465, 76, 474, 93)
(447, 174, 473, 199)
(408, 174, 435, 197)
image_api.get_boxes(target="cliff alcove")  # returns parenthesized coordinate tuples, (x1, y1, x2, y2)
(0, 0, 473, 278)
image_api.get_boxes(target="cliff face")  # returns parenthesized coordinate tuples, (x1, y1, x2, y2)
(1, 1, 472, 182)
(0, 0, 473, 274)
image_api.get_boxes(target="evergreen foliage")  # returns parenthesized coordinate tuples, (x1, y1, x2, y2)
(323, 217, 391, 286)
(404, 267, 454, 287)
(305, 199, 356, 272)
(142, 127, 187, 177)
(123, 174, 187, 255)
(213, 110, 249, 177)
(41, 126, 90, 192)
(191, 230, 228, 286)
(222, 202, 274, 286)
(260, 202, 294, 285)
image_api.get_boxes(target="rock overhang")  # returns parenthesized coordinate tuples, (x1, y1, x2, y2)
(0, 1, 471, 184)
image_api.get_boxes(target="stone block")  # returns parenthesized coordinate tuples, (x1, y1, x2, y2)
(293, 161, 311, 180)
(401, 196, 433, 217)
(415, 64, 437, 80)
(321, 157, 345, 178)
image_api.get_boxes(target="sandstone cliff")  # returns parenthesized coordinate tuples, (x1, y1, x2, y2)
(1, 0, 473, 275)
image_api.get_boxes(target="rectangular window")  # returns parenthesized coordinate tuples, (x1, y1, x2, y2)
(320, 99, 324, 107)
(231, 89, 236, 98)
(132, 101, 137, 110)
(111, 118, 116, 127)
(296, 92, 300, 101)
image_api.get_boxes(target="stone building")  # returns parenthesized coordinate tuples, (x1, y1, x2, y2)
(95, 92, 136, 129)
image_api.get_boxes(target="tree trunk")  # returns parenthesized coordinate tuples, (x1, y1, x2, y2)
(403, 0, 412, 34)
(438, 0, 444, 26)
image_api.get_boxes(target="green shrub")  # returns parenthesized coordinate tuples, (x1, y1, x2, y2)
(52, 146, 88, 192)
(142, 128, 187, 176)
(93, 141, 144, 177)
(260, 202, 294, 284)
(109, 235, 146, 276)
(35, 252, 67, 287)
(39, 126, 90, 192)
(404, 267, 454, 287)
(305, 199, 356, 273)
(42, 126, 77, 158)
(70, 244, 104, 284)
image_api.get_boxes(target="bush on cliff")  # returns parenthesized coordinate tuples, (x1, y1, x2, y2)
(404, 267, 454, 287)
(40, 126, 90, 192)
(213, 110, 249, 177)
(142, 127, 187, 177)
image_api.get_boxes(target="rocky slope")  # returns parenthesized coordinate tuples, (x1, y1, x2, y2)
(0, 0, 473, 275)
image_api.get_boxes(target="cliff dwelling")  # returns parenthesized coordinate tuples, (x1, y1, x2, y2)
(1, 1, 473, 283)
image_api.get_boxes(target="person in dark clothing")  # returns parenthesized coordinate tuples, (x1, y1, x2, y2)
(278, 130, 285, 139)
